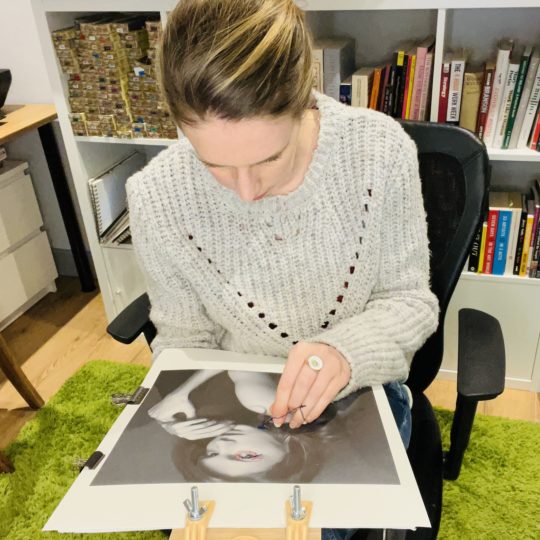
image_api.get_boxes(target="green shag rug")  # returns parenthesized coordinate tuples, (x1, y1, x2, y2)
(1, 361, 539, 540)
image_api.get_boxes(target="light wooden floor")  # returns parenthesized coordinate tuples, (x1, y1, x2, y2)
(1, 277, 538, 450)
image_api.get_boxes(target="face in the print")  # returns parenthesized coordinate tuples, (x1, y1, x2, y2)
(200, 424, 287, 477)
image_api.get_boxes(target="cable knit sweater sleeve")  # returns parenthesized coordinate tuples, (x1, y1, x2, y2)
(127, 176, 223, 358)
(307, 127, 440, 399)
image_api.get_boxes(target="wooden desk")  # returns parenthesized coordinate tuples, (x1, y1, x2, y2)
(0, 104, 95, 292)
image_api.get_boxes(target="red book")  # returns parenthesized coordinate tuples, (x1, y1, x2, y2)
(476, 62, 495, 139)
(529, 107, 540, 150)
(438, 58, 451, 122)
(483, 209, 500, 274)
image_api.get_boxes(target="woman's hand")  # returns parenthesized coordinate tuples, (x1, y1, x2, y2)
(159, 418, 235, 440)
(270, 342, 351, 429)
(148, 394, 196, 423)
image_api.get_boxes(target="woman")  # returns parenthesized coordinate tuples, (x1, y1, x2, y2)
(148, 369, 337, 483)
(128, 0, 439, 536)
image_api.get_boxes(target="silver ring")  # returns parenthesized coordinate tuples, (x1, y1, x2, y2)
(307, 355, 324, 371)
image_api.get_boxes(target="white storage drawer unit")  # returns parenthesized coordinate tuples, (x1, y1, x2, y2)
(0, 160, 58, 329)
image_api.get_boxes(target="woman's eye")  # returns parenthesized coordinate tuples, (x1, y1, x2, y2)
(264, 155, 280, 164)
(206, 451, 218, 458)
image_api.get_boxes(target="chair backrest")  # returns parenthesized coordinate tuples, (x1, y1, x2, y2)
(398, 121, 489, 393)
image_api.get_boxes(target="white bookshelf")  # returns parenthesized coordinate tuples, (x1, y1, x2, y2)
(31, 0, 540, 391)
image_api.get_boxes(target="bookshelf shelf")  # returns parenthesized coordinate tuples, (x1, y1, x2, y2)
(75, 135, 178, 147)
(31, 0, 540, 392)
(461, 271, 540, 285)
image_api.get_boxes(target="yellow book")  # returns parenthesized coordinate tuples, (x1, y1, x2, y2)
(519, 201, 535, 276)
(477, 221, 488, 273)
(405, 54, 416, 119)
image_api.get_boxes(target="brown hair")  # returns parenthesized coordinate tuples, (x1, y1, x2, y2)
(159, 0, 315, 127)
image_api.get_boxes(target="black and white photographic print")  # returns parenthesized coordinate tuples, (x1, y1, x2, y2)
(92, 368, 399, 486)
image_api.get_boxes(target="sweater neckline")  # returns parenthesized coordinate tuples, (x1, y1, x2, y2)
(189, 90, 341, 218)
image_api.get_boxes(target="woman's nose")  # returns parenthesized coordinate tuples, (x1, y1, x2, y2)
(234, 168, 257, 201)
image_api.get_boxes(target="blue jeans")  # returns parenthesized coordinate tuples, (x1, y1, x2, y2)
(322, 382, 412, 540)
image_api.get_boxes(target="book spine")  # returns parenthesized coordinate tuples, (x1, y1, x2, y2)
(493, 63, 519, 148)
(383, 60, 397, 115)
(484, 48, 511, 147)
(418, 52, 434, 121)
(476, 66, 495, 139)
(446, 59, 466, 124)
(478, 219, 488, 273)
(509, 54, 540, 149)
(529, 107, 540, 150)
(401, 55, 412, 118)
(517, 63, 540, 148)
(312, 48, 324, 93)
(405, 54, 416, 119)
(438, 61, 451, 123)
(483, 209, 500, 274)
(411, 48, 427, 120)
(529, 213, 540, 277)
(519, 213, 534, 276)
(503, 53, 531, 148)
(459, 72, 482, 133)
(378, 65, 390, 112)
(505, 207, 521, 275)
(467, 218, 483, 272)
(395, 52, 408, 118)
(513, 202, 528, 275)
(370, 68, 382, 109)
(492, 210, 512, 275)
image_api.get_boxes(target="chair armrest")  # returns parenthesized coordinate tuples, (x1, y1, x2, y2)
(106, 293, 156, 346)
(457, 308, 505, 400)
(444, 308, 505, 480)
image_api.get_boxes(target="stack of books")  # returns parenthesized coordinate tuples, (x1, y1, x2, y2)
(438, 40, 540, 151)
(313, 36, 436, 121)
(467, 180, 540, 278)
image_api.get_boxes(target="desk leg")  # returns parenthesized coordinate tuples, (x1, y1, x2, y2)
(37, 122, 96, 292)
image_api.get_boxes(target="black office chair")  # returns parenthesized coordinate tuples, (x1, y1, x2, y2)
(107, 122, 505, 539)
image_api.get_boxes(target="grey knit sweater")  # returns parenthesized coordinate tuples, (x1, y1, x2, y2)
(126, 90, 439, 400)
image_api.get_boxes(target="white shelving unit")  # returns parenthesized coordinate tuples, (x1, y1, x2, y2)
(31, 0, 540, 391)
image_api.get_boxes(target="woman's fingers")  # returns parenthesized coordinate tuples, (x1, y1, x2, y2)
(305, 377, 347, 425)
(271, 343, 309, 424)
(288, 368, 335, 428)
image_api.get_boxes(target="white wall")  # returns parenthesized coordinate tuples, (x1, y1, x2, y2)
(1, 0, 90, 270)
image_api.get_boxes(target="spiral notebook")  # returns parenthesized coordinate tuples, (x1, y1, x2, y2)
(88, 152, 145, 238)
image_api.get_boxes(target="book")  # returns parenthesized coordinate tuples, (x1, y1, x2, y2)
(88, 151, 145, 237)
(101, 208, 130, 245)
(378, 65, 390, 111)
(513, 193, 529, 275)
(369, 67, 383, 109)
(410, 36, 435, 120)
(532, 179, 540, 277)
(483, 39, 514, 147)
(438, 53, 452, 123)
(351, 67, 375, 108)
(478, 217, 489, 273)
(516, 57, 540, 148)
(459, 71, 483, 133)
(504, 193, 524, 276)
(508, 47, 539, 149)
(482, 199, 500, 274)
(446, 50, 468, 124)
(404, 52, 416, 119)
(418, 50, 434, 121)
(493, 54, 520, 148)
(394, 51, 408, 118)
(383, 54, 399, 115)
(528, 182, 540, 277)
(476, 62, 495, 139)
(467, 217, 484, 272)
(312, 47, 324, 93)
(529, 106, 540, 149)
(502, 45, 533, 149)
(519, 198, 535, 276)
(313, 37, 356, 101)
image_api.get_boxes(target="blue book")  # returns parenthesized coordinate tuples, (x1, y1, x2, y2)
(492, 210, 512, 275)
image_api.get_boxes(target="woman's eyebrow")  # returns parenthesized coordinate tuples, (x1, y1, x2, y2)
(197, 142, 289, 168)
